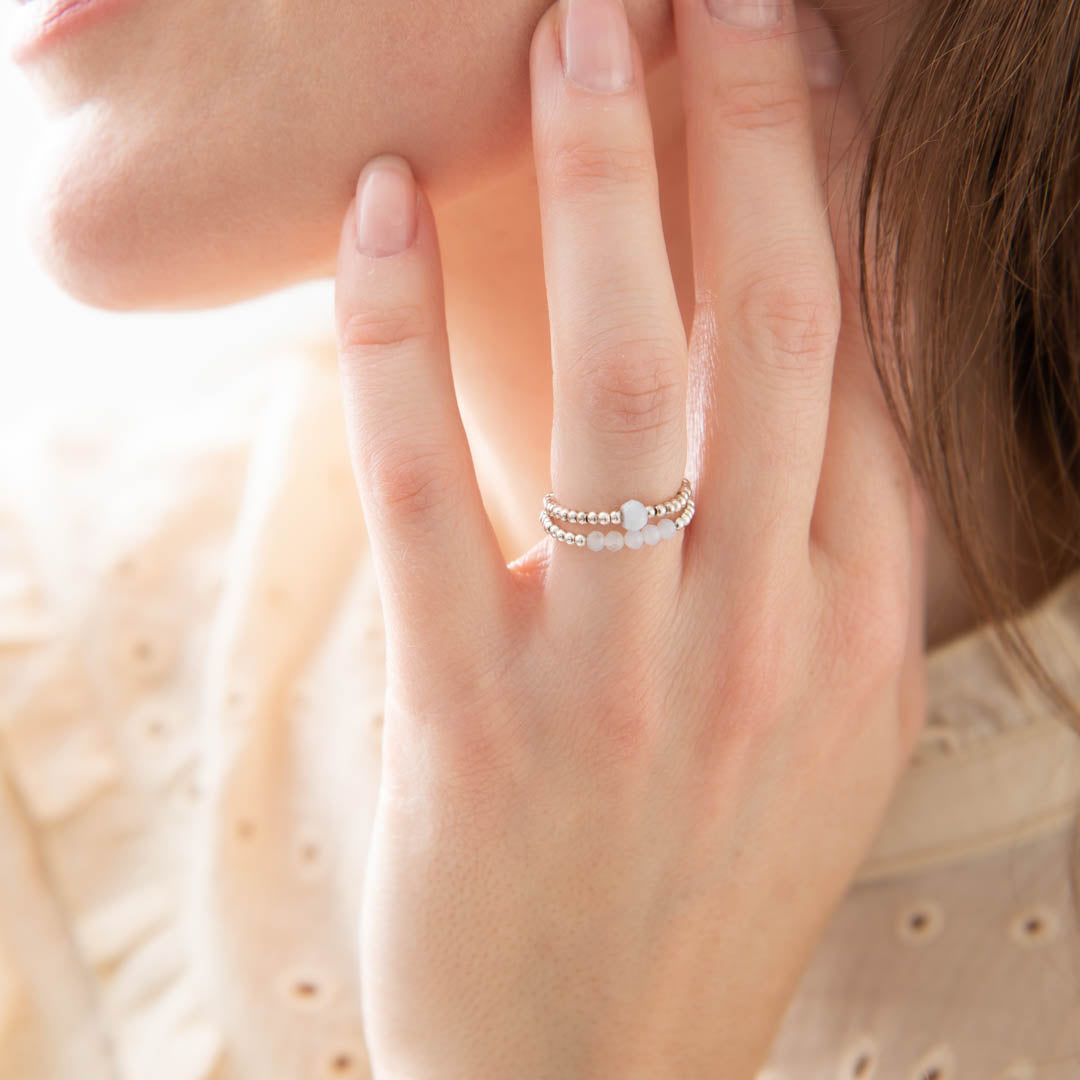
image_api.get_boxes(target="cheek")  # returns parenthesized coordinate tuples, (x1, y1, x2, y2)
(19, 0, 547, 310)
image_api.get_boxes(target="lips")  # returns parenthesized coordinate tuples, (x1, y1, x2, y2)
(8, 0, 140, 64)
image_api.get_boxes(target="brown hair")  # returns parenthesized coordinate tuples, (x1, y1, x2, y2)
(856, 0, 1080, 729)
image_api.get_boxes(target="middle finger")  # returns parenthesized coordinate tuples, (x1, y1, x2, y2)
(530, 0, 690, 593)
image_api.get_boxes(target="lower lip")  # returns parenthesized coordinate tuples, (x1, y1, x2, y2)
(9, 0, 140, 64)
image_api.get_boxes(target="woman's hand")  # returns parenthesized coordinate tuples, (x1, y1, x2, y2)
(333, 0, 928, 1077)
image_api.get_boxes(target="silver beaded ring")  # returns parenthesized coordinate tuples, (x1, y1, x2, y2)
(540, 477, 695, 551)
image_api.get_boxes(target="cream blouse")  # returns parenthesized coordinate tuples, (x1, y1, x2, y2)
(1, 338, 1079, 1080)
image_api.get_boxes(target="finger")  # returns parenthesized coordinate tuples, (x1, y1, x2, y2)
(807, 50, 917, 583)
(530, 0, 689, 587)
(335, 155, 508, 651)
(673, 0, 842, 572)
(896, 480, 929, 762)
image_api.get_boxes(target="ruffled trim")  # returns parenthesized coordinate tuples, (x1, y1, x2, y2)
(857, 567, 1080, 882)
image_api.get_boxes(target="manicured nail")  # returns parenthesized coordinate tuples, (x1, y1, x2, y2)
(796, 4, 843, 88)
(561, 0, 634, 94)
(706, 0, 783, 29)
(354, 156, 418, 258)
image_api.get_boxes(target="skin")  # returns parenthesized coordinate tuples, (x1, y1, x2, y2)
(9, 0, 1068, 1074)
(6, 0, 1059, 652)
(334, 0, 929, 1073)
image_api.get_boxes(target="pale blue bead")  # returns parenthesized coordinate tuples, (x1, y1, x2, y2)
(642, 523, 661, 545)
(604, 530, 625, 551)
(587, 530, 605, 551)
(624, 530, 644, 550)
(657, 518, 676, 540)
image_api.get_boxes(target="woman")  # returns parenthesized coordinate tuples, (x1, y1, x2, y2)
(2, 0, 1078, 1076)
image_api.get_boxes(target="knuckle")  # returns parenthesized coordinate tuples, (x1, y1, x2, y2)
(574, 337, 685, 444)
(725, 267, 841, 371)
(582, 354, 685, 444)
(710, 78, 809, 135)
(363, 440, 458, 523)
(339, 302, 432, 357)
(586, 660, 667, 769)
(547, 138, 657, 201)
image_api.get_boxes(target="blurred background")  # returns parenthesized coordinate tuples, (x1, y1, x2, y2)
(0, 3, 333, 430)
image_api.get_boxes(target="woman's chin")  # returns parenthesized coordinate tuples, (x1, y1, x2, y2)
(17, 110, 338, 313)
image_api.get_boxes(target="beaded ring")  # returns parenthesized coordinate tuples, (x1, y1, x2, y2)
(540, 477, 695, 551)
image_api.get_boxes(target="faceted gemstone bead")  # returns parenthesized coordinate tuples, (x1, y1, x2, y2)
(642, 523, 661, 545)
(624, 530, 644, 550)
(620, 499, 648, 532)
(604, 531, 625, 551)
(658, 518, 676, 540)
(587, 530, 605, 551)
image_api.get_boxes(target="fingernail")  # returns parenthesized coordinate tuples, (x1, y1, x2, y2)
(561, 0, 634, 94)
(796, 5, 843, 88)
(354, 156, 418, 258)
(706, 0, 783, 30)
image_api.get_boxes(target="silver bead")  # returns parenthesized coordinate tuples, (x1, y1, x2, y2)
(598, 511, 610, 525)
(647, 505, 656, 518)
(575, 532, 586, 547)
(674, 518, 683, 530)
(555, 528, 565, 541)
(587, 511, 598, 525)
(611, 510, 621, 525)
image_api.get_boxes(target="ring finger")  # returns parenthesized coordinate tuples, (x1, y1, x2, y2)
(674, 0, 842, 578)
(530, 0, 690, 598)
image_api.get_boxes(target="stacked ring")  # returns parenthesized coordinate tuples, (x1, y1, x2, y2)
(539, 478, 695, 551)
